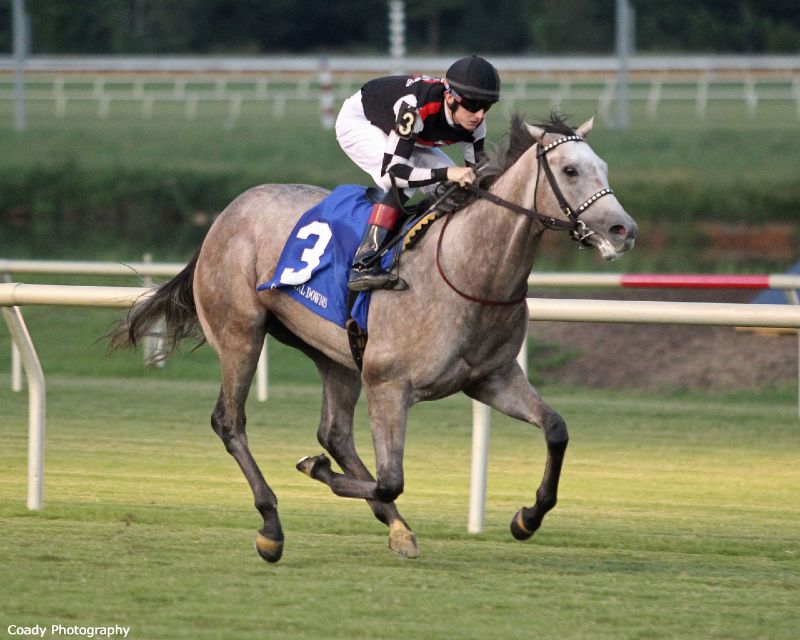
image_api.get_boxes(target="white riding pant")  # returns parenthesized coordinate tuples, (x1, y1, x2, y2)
(335, 90, 454, 196)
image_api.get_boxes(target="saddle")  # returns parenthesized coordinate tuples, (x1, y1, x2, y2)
(255, 182, 475, 370)
(345, 183, 477, 369)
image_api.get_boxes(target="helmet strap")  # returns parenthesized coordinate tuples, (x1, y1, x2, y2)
(445, 93, 461, 115)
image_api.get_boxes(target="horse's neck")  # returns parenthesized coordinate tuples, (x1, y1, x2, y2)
(440, 146, 543, 299)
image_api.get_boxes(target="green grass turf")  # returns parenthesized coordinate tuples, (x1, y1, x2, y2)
(0, 85, 798, 638)
(3, 94, 798, 273)
(0, 371, 797, 639)
(2, 94, 798, 187)
(1, 92, 799, 275)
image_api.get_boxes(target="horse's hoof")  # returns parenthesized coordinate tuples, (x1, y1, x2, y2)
(388, 521, 420, 559)
(296, 453, 330, 478)
(510, 509, 536, 541)
(255, 532, 284, 563)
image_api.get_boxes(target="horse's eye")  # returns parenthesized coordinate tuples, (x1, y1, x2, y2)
(563, 165, 578, 177)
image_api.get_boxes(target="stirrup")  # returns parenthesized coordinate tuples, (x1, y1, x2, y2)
(347, 267, 407, 292)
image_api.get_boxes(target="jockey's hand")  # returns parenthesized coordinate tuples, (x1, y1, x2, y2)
(446, 166, 476, 187)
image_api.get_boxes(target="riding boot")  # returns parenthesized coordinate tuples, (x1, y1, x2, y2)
(347, 203, 405, 292)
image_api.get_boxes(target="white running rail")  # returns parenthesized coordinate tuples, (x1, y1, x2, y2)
(3, 282, 800, 525)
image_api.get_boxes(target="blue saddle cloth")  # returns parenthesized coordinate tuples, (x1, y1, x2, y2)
(256, 184, 386, 331)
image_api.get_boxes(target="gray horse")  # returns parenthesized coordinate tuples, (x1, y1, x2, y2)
(111, 113, 637, 563)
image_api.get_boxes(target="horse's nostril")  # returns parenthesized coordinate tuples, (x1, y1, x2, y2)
(609, 224, 628, 238)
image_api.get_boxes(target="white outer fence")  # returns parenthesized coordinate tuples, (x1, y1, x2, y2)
(3, 54, 800, 128)
(467, 294, 800, 533)
(5, 74, 800, 127)
(4, 259, 799, 288)
(528, 272, 800, 291)
(3, 283, 800, 528)
(5, 260, 798, 399)
(0, 284, 148, 510)
(4, 54, 800, 74)
(0, 260, 268, 403)
(0, 258, 184, 277)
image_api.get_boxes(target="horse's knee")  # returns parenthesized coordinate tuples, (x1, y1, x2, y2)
(375, 477, 403, 503)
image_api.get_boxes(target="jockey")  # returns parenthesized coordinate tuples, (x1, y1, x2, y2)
(335, 54, 501, 291)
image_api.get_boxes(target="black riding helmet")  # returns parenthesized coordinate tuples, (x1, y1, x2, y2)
(445, 55, 501, 104)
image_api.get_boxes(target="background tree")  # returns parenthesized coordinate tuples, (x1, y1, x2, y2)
(527, 0, 614, 53)
(2, 0, 799, 54)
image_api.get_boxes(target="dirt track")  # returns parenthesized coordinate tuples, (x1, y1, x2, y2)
(528, 289, 798, 392)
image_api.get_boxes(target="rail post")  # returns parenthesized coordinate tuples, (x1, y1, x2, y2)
(12, 0, 29, 132)
(388, 0, 406, 73)
(786, 288, 800, 418)
(3, 272, 23, 392)
(256, 338, 268, 402)
(468, 401, 490, 533)
(319, 56, 335, 130)
(2, 306, 45, 509)
(141, 254, 165, 368)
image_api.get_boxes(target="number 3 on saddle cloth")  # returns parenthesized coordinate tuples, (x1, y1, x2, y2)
(257, 184, 410, 367)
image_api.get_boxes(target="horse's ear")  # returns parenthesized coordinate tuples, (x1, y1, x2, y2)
(576, 115, 595, 137)
(525, 123, 546, 143)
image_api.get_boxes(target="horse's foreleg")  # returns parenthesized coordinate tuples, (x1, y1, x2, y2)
(365, 381, 418, 557)
(296, 384, 409, 502)
(296, 378, 418, 557)
(313, 361, 417, 557)
(465, 361, 569, 540)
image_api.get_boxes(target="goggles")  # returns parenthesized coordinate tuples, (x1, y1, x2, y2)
(450, 88, 494, 114)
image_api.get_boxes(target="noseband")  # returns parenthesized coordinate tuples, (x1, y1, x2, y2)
(436, 134, 615, 306)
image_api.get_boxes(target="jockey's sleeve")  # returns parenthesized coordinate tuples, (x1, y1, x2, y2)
(381, 96, 448, 189)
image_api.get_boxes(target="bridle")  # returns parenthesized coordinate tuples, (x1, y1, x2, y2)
(436, 133, 615, 306)
(471, 134, 614, 246)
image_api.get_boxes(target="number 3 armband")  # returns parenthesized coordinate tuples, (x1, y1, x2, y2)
(394, 103, 419, 139)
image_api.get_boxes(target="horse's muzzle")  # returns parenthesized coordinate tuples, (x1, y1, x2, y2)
(587, 217, 638, 260)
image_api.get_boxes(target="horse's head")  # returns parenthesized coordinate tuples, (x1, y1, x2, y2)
(525, 115, 638, 260)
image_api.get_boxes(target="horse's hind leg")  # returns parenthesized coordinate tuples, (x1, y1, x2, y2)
(208, 318, 284, 563)
(298, 359, 419, 558)
(465, 360, 569, 540)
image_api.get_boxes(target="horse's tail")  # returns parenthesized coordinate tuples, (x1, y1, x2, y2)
(108, 248, 203, 362)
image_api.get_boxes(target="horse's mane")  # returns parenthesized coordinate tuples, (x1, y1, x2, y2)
(480, 111, 575, 187)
